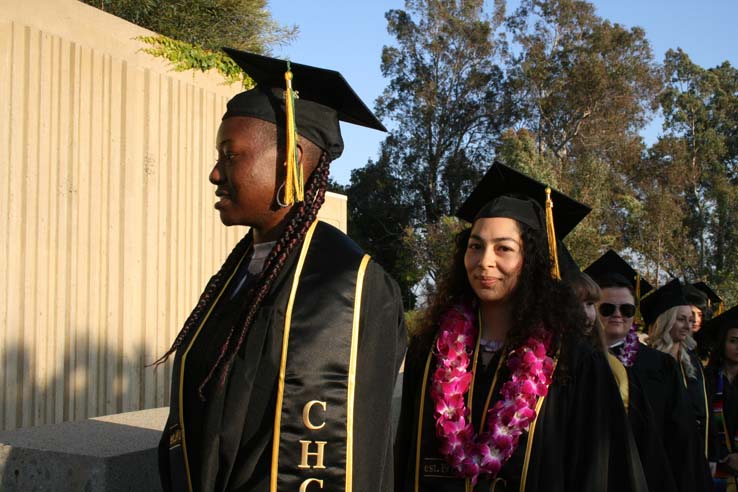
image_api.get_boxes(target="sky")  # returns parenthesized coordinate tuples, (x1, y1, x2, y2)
(268, 0, 738, 185)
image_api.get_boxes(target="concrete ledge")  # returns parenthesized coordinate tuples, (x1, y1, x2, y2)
(0, 407, 168, 491)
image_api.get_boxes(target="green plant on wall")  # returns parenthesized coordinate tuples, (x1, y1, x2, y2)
(83, 0, 297, 84)
(137, 35, 252, 85)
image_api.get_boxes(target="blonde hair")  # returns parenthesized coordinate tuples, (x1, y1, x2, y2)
(647, 305, 697, 379)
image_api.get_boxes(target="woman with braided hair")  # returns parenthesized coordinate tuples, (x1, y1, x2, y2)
(157, 50, 406, 492)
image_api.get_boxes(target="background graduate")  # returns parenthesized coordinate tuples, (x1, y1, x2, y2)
(155, 50, 407, 491)
(583, 252, 676, 492)
(643, 279, 712, 491)
(394, 162, 647, 491)
(566, 271, 607, 351)
(704, 305, 738, 490)
(692, 282, 725, 361)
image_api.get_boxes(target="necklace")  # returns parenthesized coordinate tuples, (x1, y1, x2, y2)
(430, 303, 554, 484)
(615, 324, 639, 367)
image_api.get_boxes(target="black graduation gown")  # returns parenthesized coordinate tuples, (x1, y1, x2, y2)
(159, 221, 407, 492)
(610, 344, 677, 492)
(706, 366, 738, 464)
(395, 337, 648, 492)
(694, 328, 716, 362)
(629, 344, 709, 492)
(682, 350, 711, 458)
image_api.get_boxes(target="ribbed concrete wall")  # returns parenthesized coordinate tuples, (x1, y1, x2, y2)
(0, 0, 347, 431)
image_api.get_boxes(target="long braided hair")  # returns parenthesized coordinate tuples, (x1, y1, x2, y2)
(153, 152, 331, 399)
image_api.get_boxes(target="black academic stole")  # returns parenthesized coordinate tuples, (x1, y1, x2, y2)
(166, 221, 369, 492)
(270, 220, 370, 492)
(411, 341, 552, 492)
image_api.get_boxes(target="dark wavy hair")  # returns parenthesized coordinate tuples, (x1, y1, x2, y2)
(707, 324, 738, 372)
(412, 218, 587, 374)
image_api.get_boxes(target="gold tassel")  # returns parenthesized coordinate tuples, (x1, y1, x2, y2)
(545, 187, 560, 280)
(717, 301, 725, 316)
(634, 273, 644, 329)
(283, 63, 303, 205)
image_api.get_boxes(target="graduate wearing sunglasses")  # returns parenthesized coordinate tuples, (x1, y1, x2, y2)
(582, 256, 672, 492)
(586, 252, 708, 492)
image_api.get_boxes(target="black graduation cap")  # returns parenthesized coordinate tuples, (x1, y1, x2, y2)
(583, 250, 654, 296)
(701, 304, 738, 336)
(221, 48, 386, 161)
(455, 161, 591, 239)
(693, 282, 723, 311)
(640, 279, 688, 327)
(558, 241, 581, 282)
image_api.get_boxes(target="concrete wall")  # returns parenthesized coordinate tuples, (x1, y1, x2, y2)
(0, 0, 347, 431)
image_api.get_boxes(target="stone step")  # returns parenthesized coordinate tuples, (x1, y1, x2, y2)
(0, 407, 167, 492)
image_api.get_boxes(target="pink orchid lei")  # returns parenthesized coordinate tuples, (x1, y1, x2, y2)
(616, 324, 640, 367)
(430, 303, 555, 484)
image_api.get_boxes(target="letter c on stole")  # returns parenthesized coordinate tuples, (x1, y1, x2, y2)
(302, 400, 327, 430)
(299, 478, 324, 491)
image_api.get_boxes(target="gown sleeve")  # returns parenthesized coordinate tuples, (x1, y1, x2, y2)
(352, 260, 408, 491)
(558, 345, 649, 492)
(393, 338, 425, 492)
(706, 367, 729, 463)
(626, 366, 679, 492)
(494, 341, 649, 492)
(662, 355, 711, 492)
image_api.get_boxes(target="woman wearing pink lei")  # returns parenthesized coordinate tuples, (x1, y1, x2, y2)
(394, 162, 647, 492)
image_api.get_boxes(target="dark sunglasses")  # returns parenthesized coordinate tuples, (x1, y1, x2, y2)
(599, 303, 636, 318)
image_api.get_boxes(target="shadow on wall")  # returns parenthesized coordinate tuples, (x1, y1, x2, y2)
(0, 338, 173, 432)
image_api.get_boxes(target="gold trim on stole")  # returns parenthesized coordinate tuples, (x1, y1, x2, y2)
(720, 388, 738, 491)
(178, 252, 249, 492)
(414, 345, 435, 492)
(269, 220, 319, 492)
(698, 363, 709, 459)
(478, 354, 508, 433)
(679, 354, 709, 457)
(679, 360, 688, 388)
(519, 355, 559, 492)
(607, 354, 630, 413)
(467, 314, 483, 413)
(346, 254, 371, 491)
(464, 317, 483, 492)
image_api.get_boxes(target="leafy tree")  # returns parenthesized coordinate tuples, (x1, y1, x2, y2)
(376, 0, 509, 224)
(505, 0, 660, 164)
(639, 49, 738, 300)
(504, 0, 661, 263)
(345, 140, 422, 307)
(83, 0, 297, 81)
(628, 137, 695, 283)
(344, 0, 511, 307)
(347, 0, 666, 306)
(401, 215, 465, 301)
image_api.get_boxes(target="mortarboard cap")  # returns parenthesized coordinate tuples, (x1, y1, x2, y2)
(221, 48, 386, 161)
(682, 284, 707, 307)
(557, 241, 581, 282)
(640, 279, 688, 327)
(455, 161, 591, 238)
(692, 282, 723, 310)
(584, 250, 654, 296)
(701, 304, 738, 336)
